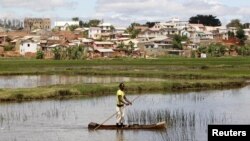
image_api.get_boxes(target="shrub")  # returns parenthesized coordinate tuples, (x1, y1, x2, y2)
(36, 50, 44, 59)
(4, 45, 15, 51)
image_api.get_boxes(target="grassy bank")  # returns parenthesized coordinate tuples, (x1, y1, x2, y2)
(0, 57, 250, 102)
(0, 79, 246, 102)
(1, 57, 250, 79)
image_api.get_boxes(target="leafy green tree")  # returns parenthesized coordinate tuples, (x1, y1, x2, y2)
(130, 29, 141, 39)
(117, 42, 125, 49)
(173, 40, 182, 50)
(189, 15, 221, 26)
(172, 35, 188, 50)
(197, 46, 207, 54)
(88, 19, 101, 27)
(126, 22, 141, 39)
(72, 17, 79, 21)
(126, 22, 141, 32)
(128, 41, 135, 54)
(79, 20, 84, 27)
(79, 21, 89, 27)
(77, 19, 101, 27)
(68, 25, 79, 31)
(66, 45, 86, 60)
(236, 46, 250, 56)
(52, 47, 62, 60)
(226, 19, 243, 29)
(145, 22, 158, 28)
(173, 34, 182, 43)
(218, 45, 226, 56)
(207, 44, 226, 57)
(110, 25, 116, 32)
(228, 31, 235, 38)
(236, 28, 247, 45)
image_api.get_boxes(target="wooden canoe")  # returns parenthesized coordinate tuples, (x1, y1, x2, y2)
(88, 121, 166, 130)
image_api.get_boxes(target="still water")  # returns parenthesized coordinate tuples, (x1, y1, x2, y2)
(0, 86, 250, 141)
(0, 75, 163, 88)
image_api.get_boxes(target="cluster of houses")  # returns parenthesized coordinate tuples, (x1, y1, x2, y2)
(0, 17, 250, 58)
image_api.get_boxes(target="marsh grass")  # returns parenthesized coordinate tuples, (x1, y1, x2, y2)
(127, 109, 229, 141)
(0, 102, 79, 131)
(127, 109, 228, 126)
(0, 79, 246, 102)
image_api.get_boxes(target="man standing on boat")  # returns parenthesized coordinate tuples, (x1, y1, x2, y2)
(116, 82, 132, 127)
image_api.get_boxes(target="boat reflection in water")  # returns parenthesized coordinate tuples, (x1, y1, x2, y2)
(116, 130, 124, 141)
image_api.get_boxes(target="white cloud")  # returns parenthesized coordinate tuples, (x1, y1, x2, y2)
(0, 0, 77, 11)
(95, 0, 250, 25)
(1, 0, 249, 26)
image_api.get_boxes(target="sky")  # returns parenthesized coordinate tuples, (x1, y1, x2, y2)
(0, 0, 250, 26)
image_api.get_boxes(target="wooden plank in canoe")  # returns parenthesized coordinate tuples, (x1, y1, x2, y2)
(88, 121, 166, 130)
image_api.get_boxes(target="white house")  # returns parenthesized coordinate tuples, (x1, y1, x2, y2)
(78, 38, 93, 46)
(54, 21, 80, 31)
(151, 18, 188, 35)
(115, 27, 126, 34)
(218, 26, 228, 34)
(167, 18, 189, 31)
(20, 39, 40, 55)
(88, 27, 102, 39)
(152, 22, 175, 30)
(88, 22, 114, 39)
(124, 39, 140, 48)
(190, 32, 201, 43)
(138, 28, 178, 39)
(202, 31, 214, 40)
(244, 29, 250, 39)
(189, 24, 206, 32)
(98, 23, 112, 32)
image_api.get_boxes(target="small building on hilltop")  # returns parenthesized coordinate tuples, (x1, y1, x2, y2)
(24, 18, 51, 32)
(54, 21, 80, 31)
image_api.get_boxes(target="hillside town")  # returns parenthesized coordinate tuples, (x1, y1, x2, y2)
(0, 16, 250, 59)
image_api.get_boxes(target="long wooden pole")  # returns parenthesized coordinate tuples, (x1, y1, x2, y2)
(94, 95, 141, 130)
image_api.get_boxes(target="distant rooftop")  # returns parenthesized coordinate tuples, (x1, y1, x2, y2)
(54, 21, 79, 27)
(99, 23, 112, 27)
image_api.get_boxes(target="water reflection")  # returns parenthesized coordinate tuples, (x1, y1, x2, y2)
(116, 130, 124, 141)
(0, 86, 250, 141)
(0, 75, 164, 88)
